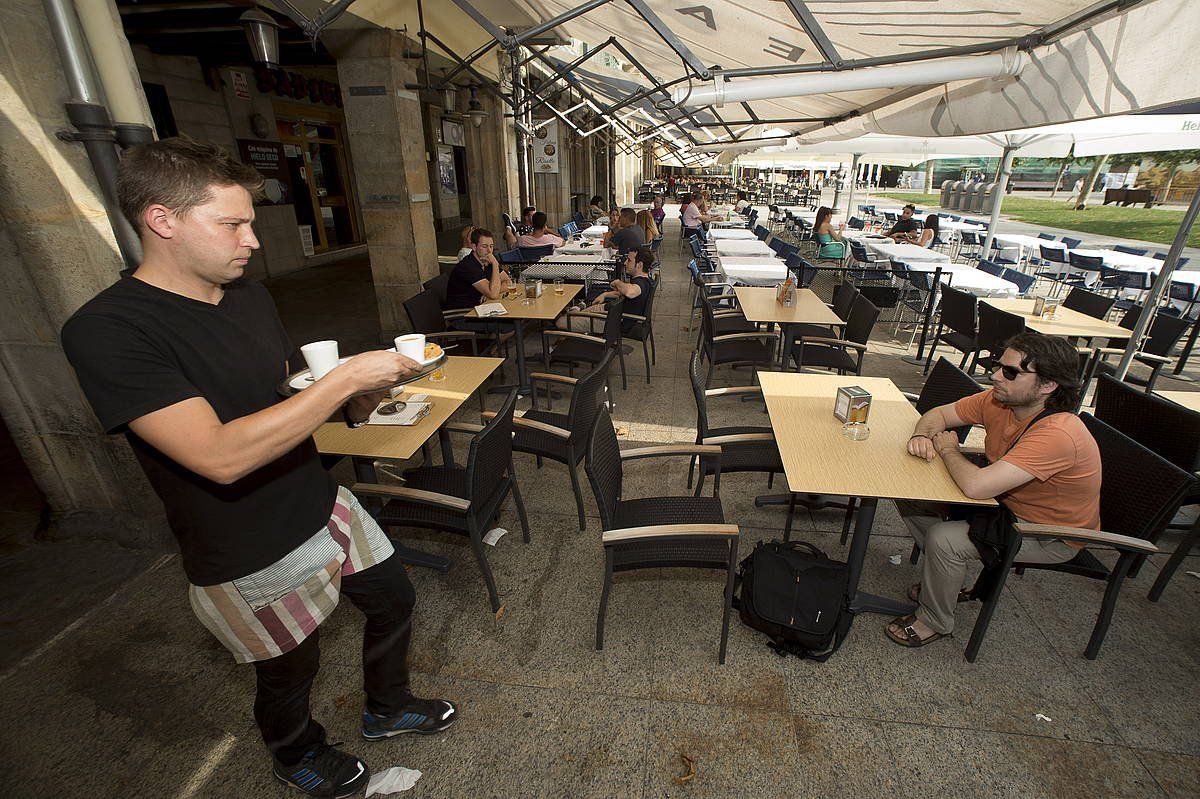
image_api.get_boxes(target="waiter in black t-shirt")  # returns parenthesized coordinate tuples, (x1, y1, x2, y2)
(61, 138, 456, 798)
(886, 203, 921, 242)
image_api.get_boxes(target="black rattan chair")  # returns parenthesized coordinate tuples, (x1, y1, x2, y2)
(584, 406, 740, 664)
(1062, 287, 1115, 320)
(1092, 375, 1200, 601)
(974, 301, 1026, 374)
(963, 413, 1196, 661)
(544, 297, 627, 391)
(403, 288, 481, 356)
(356, 390, 529, 612)
(925, 285, 979, 372)
(686, 349, 782, 496)
(511, 352, 613, 531)
(1084, 305, 1190, 392)
(620, 274, 658, 383)
(792, 293, 879, 375)
(697, 294, 778, 386)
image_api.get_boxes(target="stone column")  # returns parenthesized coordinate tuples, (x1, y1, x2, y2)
(328, 30, 438, 340)
(0, 0, 166, 544)
(466, 87, 519, 235)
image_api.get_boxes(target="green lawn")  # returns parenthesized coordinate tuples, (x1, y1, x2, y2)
(873, 191, 1199, 248)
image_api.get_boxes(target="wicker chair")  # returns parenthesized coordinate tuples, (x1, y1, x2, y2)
(584, 406, 740, 664)
(1084, 305, 1191, 392)
(924, 285, 980, 372)
(974, 301, 1026, 375)
(543, 297, 627, 391)
(697, 294, 778, 386)
(620, 274, 658, 384)
(355, 390, 529, 612)
(1062, 287, 1115, 320)
(511, 352, 613, 531)
(403, 288, 481, 356)
(963, 413, 1196, 661)
(1091, 375, 1200, 601)
(792, 293, 879, 375)
(686, 349, 783, 497)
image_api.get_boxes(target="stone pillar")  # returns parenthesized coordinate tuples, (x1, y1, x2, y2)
(466, 87, 519, 234)
(0, 0, 166, 544)
(328, 30, 438, 340)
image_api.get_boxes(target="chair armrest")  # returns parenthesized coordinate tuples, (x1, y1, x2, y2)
(713, 332, 778, 343)
(703, 432, 775, 445)
(543, 330, 604, 344)
(901, 391, 920, 402)
(603, 523, 740, 544)
(425, 331, 477, 342)
(442, 309, 470, 320)
(959, 444, 986, 456)
(482, 411, 571, 439)
(621, 444, 722, 461)
(350, 482, 470, 511)
(565, 309, 607, 320)
(799, 336, 867, 352)
(705, 385, 762, 398)
(442, 422, 484, 435)
(1012, 522, 1159, 554)
(528, 372, 578, 386)
(622, 313, 648, 322)
(1092, 346, 1172, 365)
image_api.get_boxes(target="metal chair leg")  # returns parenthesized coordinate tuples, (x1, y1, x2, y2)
(718, 541, 738, 665)
(596, 548, 614, 650)
(1149, 516, 1200, 601)
(469, 524, 501, 612)
(568, 461, 587, 531)
(1085, 553, 1135, 659)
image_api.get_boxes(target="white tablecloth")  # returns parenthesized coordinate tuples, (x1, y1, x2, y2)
(852, 237, 950, 264)
(709, 228, 756, 240)
(557, 240, 608, 255)
(715, 239, 777, 258)
(906, 262, 1019, 297)
(937, 219, 986, 232)
(719, 258, 789, 286)
(580, 225, 608, 238)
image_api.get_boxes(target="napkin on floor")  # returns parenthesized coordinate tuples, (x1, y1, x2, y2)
(365, 766, 422, 796)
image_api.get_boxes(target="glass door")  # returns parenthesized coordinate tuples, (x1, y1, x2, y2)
(276, 113, 361, 253)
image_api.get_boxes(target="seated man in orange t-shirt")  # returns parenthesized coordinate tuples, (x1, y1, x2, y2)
(889, 333, 1101, 647)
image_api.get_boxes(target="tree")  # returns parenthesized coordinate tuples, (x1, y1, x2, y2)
(1144, 149, 1200, 202)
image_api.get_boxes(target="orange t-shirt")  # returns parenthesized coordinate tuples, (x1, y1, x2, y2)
(954, 390, 1101, 532)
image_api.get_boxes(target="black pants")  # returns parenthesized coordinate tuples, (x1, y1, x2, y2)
(252, 553, 416, 764)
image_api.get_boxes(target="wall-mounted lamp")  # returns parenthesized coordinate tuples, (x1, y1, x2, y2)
(240, 8, 281, 68)
(464, 86, 488, 128)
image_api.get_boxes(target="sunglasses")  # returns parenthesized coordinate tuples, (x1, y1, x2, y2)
(994, 363, 1036, 381)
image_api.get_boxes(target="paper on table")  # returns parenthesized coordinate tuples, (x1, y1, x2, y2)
(367, 402, 431, 426)
(365, 766, 422, 796)
(476, 302, 508, 317)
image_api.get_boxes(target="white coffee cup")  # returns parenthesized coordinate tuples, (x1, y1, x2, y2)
(394, 333, 426, 363)
(300, 340, 339, 380)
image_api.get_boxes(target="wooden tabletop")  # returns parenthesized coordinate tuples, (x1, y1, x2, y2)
(758, 372, 994, 505)
(467, 283, 581, 321)
(734, 287, 843, 325)
(982, 298, 1129, 339)
(313, 356, 503, 460)
(1155, 390, 1200, 414)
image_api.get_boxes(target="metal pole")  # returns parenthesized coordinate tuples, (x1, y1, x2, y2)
(44, 0, 141, 268)
(510, 51, 530, 209)
(844, 153, 861, 220)
(831, 160, 845, 212)
(978, 144, 1016, 260)
(1113, 187, 1200, 381)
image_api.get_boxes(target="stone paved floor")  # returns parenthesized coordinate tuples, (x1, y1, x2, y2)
(1, 216, 1198, 798)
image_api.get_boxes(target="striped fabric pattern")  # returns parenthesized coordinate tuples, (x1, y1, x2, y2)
(189, 486, 394, 664)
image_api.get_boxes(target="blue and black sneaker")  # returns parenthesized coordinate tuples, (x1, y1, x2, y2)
(361, 697, 458, 740)
(273, 742, 370, 797)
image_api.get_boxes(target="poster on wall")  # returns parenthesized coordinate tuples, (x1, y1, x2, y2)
(436, 146, 457, 196)
(532, 119, 559, 174)
(298, 225, 315, 256)
(441, 119, 465, 148)
(237, 139, 293, 204)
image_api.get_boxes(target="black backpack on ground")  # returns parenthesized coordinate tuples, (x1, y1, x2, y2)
(734, 539, 853, 661)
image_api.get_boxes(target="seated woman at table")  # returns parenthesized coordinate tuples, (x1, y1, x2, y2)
(813, 206, 847, 261)
(585, 195, 606, 222)
(914, 214, 941, 249)
(557, 247, 653, 334)
(515, 211, 564, 249)
(734, 190, 751, 213)
(635, 208, 660, 245)
(889, 333, 1098, 648)
(650, 195, 666, 228)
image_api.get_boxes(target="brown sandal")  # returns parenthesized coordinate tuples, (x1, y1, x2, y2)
(885, 614, 951, 648)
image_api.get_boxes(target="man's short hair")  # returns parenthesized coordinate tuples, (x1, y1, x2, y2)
(118, 136, 264, 233)
(630, 247, 655, 272)
(619, 207, 637, 225)
(531, 211, 548, 230)
(1004, 332, 1083, 412)
(903, 203, 916, 212)
(470, 227, 495, 244)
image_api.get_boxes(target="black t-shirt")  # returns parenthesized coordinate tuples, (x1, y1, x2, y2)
(610, 225, 647, 254)
(887, 218, 919, 236)
(445, 253, 491, 310)
(61, 274, 337, 586)
(621, 275, 653, 333)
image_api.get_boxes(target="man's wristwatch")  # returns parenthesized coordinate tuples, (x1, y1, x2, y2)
(343, 406, 368, 429)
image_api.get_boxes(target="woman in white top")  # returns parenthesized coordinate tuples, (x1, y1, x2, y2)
(456, 224, 474, 260)
(915, 214, 940, 249)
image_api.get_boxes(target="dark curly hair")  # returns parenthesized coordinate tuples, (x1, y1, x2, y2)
(1004, 332, 1083, 412)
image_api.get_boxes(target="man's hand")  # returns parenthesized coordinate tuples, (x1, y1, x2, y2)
(335, 350, 422, 394)
(345, 390, 389, 423)
(907, 434, 938, 461)
(931, 430, 960, 457)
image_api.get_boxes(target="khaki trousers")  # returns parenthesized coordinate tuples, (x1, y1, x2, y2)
(895, 501, 1076, 635)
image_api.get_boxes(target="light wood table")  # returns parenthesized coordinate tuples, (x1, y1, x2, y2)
(468, 284, 581, 394)
(1155, 390, 1200, 413)
(734, 287, 843, 364)
(759, 372, 993, 617)
(983, 298, 1128, 339)
(314, 355, 504, 570)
